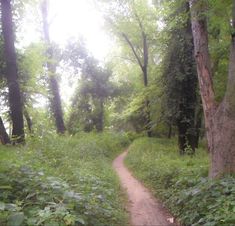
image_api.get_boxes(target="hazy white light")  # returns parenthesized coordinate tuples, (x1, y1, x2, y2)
(19, 0, 112, 60)
(19, 0, 113, 106)
(49, 0, 112, 60)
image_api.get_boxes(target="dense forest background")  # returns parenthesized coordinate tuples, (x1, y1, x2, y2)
(0, 0, 235, 226)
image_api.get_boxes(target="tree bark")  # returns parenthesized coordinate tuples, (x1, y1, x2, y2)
(143, 33, 152, 137)
(96, 98, 104, 132)
(1, 0, 25, 143)
(180, 3, 197, 154)
(24, 109, 33, 133)
(0, 116, 10, 145)
(194, 103, 203, 148)
(177, 100, 196, 155)
(41, 0, 66, 134)
(190, 0, 235, 177)
(178, 121, 188, 155)
(190, 0, 216, 151)
(167, 123, 172, 139)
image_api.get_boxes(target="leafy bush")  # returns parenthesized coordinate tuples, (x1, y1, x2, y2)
(0, 132, 130, 226)
(125, 137, 235, 226)
(125, 131, 144, 142)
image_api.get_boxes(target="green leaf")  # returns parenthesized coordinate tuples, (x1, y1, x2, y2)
(8, 212, 24, 226)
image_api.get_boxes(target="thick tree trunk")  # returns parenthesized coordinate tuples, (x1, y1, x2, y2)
(190, 0, 235, 177)
(176, 2, 197, 154)
(210, 0, 235, 177)
(194, 104, 203, 148)
(1, 0, 25, 143)
(41, 0, 66, 134)
(211, 103, 235, 177)
(178, 122, 188, 155)
(190, 0, 216, 152)
(0, 116, 10, 145)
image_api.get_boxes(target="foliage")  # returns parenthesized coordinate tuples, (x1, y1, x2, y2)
(18, 43, 47, 112)
(98, 0, 161, 134)
(64, 40, 118, 133)
(0, 132, 130, 226)
(126, 138, 235, 226)
(207, 0, 231, 102)
(160, 2, 197, 125)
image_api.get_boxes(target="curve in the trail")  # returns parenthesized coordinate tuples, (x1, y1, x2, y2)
(113, 151, 176, 226)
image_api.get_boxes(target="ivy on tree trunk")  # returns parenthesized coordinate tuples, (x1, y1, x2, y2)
(41, 0, 66, 134)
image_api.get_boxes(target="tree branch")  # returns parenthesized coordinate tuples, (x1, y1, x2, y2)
(122, 32, 144, 71)
(132, 7, 148, 76)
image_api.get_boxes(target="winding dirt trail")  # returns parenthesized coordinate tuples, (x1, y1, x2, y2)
(113, 151, 176, 226)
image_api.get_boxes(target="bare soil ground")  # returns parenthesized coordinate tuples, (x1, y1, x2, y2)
(113, 151, 177, 226)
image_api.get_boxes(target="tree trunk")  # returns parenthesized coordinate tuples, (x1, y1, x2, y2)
(190, 0, 216, 151)
(176, 2, 197, 154)
(143, 33, 152, 137)
(96, 98, 104, 132)
(167, 123, 172, 139)
(24, 109, 33, 133)
(122, 24, 152, 137)
(194, 104, 203, 148)
(1, 0, 25, 143)
(178, 122, 188, 155)
(48, 74, 66, 134)
(41, 0, 66, 134)
(145, 97, 152, 137)
(0, 116, 10, 145)
(190, 0, 235, 177)
(177, 105, 196, 155)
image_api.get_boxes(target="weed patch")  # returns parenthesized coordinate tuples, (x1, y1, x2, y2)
(0, 132, 130, 226)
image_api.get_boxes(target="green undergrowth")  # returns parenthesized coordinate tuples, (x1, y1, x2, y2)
(125, 137, 235, 226)
(0, 132, 130, 226)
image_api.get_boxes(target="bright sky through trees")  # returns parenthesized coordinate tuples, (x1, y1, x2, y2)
(19, 0, 113, 104)
(20, 0, 112, 60)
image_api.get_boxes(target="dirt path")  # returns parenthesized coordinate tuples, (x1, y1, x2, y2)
(113, 151, 176, 226)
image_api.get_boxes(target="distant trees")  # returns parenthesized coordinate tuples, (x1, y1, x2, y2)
(1, 0, 25, 143)
(0, 0, 67, 143)
(64, 40, 116, 133)
(190, 0, 235, 177)
(102, 0, 158, 136)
